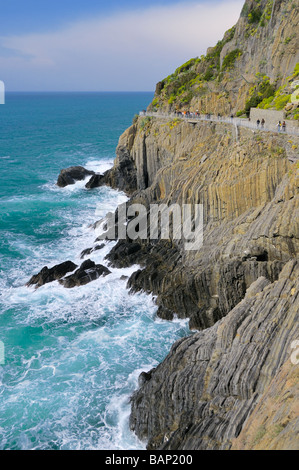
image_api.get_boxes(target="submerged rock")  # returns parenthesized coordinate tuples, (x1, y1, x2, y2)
(58, 259, 111, 288)
(26, 261, 78, 288)
(57, 166, 95, 187)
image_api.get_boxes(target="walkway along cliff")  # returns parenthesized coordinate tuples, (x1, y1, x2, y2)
(96, 0, 299, 450)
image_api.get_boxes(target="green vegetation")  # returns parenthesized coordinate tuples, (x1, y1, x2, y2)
(291, 62, 299, 78)
(252, 425, 267, 447)
(140, 116, 152, 130)
(242, 75, 276, 116)
(167, 118, 182, 130)
(132, 114, 139, 124)
(254, 63, 299, 118)
(149, 25, 240, 110)
(240, 2, 249, 17)
(248, 7, 263, 24)
(156, 57, 201, 94)
(243, 0, 274, 37)
(222, 49, 242, 71)
(274, 93, 291, 110)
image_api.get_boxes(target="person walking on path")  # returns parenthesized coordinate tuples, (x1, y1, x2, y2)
(261, 118, 265, 129)
(282, 121, 286, 132)
(257, 119, 260, 128)
(277, 121, 282, 132)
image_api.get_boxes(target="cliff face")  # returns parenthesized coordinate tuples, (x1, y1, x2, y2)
(101, 0, 299, 451)
(149, 0, 299, 118)
(107, 118, 298, 330)
(231, 359, 299, 450)
(130, 261, 299, 450)
(103, 116, 299, 449)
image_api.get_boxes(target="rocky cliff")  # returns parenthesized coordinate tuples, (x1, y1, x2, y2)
(106, 118, 299, 331)
(102, 117, 298, 450)
(101, 0, 299, 450)
(149, 0, 299, 119)
(130, 260, 298, 450)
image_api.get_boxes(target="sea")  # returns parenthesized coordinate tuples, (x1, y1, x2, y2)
(0, 92, 191, 450)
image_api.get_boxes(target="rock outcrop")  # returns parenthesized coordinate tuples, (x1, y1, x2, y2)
(57, 166, 95, 187)
(47, 0, 298, 450)
(130, 261, 299, 450)
(26, 261, 78, 288)
(58, 259, 111, 288)
(27, 259, 111, 289)
(84, 125, 138, 194)
(80, 244, 105, 259)
(85, 174, 106, 189)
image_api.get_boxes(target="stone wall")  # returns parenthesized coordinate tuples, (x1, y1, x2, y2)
(250, 108, 298, 130)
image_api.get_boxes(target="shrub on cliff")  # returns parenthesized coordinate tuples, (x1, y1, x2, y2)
(242, 75, 276, 116)
(147, 25, 237, 111)
(222, 49, 243, 71)
(248, 7, 263, 24)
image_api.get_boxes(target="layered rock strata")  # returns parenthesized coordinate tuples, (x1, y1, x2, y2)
(105, 118, 299, 331)
(102, 116, 298, 450)
(129, 261, 299, 450)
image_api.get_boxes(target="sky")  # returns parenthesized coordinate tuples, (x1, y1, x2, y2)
(0, 0, 245, 92)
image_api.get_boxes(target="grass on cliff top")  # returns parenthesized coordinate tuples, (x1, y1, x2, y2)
(149, 25, 238, 110)
(149, 0, 276, 111)
(149, 1, 297, 114)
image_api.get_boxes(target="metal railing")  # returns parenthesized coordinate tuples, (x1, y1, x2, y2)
(139, 111, 299, 137)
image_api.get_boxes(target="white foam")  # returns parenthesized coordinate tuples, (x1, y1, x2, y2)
(0, 161, 192, 450)
(84, 159, 114, 174)
(57, 176, 93, 193)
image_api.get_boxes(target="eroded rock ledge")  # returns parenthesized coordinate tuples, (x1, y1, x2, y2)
(129, 261, 299, 450)
(27, 259, 111, 289)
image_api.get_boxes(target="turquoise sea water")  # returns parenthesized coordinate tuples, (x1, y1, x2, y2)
(0, 92, 191, 450)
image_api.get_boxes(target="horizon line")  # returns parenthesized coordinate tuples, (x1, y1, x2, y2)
(5, 90, 154, 93)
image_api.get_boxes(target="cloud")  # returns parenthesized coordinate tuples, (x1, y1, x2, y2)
(0, 0, 244, 91)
